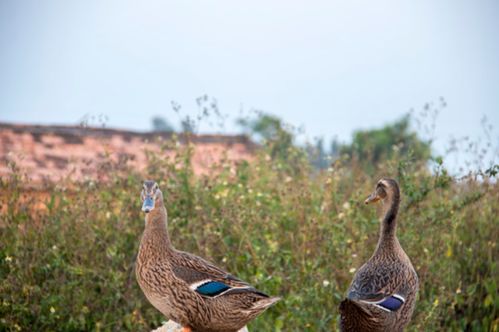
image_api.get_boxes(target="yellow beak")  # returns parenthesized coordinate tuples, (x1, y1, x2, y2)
(364, 192, 381, 205)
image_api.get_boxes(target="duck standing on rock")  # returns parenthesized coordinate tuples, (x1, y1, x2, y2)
(136, 180, 280, 332)
(339, 178, 419, 332)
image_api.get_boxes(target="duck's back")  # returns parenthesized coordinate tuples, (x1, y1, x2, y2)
(137, 235, 278, 332)
(341, 248, 418, 331)
(136, 232, 194, 324)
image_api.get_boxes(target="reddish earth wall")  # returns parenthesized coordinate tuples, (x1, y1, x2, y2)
(0, 123, 256, 184)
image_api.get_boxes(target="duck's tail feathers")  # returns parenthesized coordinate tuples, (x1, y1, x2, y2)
(340, 298, 373, 317)
(252, 296, 281, 311)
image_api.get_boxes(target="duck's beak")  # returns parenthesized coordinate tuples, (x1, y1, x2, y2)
(142, 196, 155, 213)
(364, 192, 381, 205)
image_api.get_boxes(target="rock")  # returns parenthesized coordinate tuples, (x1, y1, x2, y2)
(152, 320, 182, 332)
(152, 320, 249, 332)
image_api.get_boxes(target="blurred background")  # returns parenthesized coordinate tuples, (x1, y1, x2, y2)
(1, 1, 498, 332)
(1, 0, 498, 173)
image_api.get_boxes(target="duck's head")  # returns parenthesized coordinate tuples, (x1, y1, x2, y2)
(364, 178, 399, 205)
(141, 180, 163, 213)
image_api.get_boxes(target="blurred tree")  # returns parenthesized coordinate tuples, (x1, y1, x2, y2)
(330, 138, 340, 157)
(238, 114, 284, 140)
(151, 116, 174, 132)
(340, 115, 431, 169)
(237, 114, 294, 161)
(308, 138, 330, 170)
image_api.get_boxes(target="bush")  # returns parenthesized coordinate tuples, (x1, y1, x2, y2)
(0, 135, 497, 331)
(339, 115, 432, 174)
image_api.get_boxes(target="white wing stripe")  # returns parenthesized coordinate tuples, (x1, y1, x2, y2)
(189, 280, 255, 298)
(206, 285, 254, 298)
(359, 293, 405, 305)
(372, 303, 392, 312)
(189, 279, 212, 291)
(392, 294, 405, 302)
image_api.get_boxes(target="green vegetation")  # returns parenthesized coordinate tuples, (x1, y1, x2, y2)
(1, 119, 498, 331)
(339, 116, 432, 173)
(238, 113, 294, 162)
(151, 116, 174, 133)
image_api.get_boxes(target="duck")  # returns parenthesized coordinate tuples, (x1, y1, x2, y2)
(339, 178, 419, 332)
(135, 180, 280, 332)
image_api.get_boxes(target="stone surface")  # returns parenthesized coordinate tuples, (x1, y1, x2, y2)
(152, 320, 249, 332)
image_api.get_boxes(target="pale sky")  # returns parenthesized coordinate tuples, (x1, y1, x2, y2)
(1, 0, 498, 171)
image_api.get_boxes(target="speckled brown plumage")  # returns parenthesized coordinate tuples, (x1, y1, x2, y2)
(136, 181, 280, 332)
(339, 178, 419, 332)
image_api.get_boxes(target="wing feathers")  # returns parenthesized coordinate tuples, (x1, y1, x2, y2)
(360, 294, 405, 312)
(191, 280, 265, 298)
(172, 251, 271, 299)
(194, 281, 231, 297)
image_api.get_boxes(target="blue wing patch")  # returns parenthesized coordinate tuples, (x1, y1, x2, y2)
(195, 281, 231, 297)
(378, 295, 404, 311)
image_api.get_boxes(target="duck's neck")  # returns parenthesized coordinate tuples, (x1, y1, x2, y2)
(376, 190, 400, 251)
(143, 205, 172, 250)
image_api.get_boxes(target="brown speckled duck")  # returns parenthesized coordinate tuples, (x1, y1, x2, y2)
(339, 178, 419, 332)
(136, 181, 280, 332)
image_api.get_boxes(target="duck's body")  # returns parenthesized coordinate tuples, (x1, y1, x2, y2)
(136, 181, 279, 332)
(340, 178, 418, 332)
